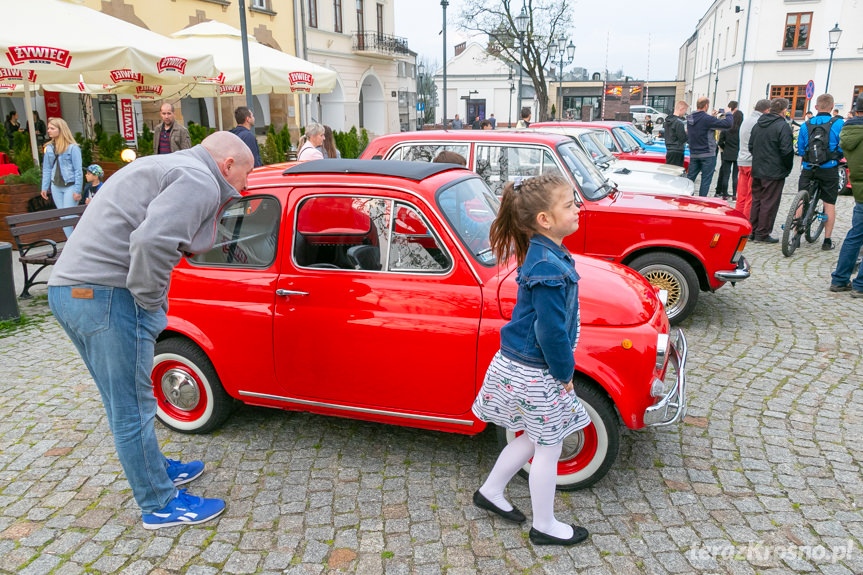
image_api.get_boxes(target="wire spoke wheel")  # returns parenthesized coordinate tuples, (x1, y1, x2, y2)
(781, 190, 809, 257)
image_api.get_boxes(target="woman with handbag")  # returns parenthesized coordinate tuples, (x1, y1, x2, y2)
(40, 117, 83, 238)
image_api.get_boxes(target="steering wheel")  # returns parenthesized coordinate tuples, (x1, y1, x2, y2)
(308, 263, 341, 269)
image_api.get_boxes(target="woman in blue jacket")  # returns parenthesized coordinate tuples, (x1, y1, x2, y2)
(40, 117, 83, 238)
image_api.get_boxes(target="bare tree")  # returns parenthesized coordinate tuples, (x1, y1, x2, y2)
(458, 0, 574, 122)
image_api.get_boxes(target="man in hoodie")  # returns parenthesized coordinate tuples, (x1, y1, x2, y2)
(664, 101, 689, 167)
(47, 132, 254, 530)
(686, 97, 734, 197)
(797, 94, 844, 251)
(748, 97, 794, 243)
(736, 99, 771, 219)
(829, 94, 863, 297)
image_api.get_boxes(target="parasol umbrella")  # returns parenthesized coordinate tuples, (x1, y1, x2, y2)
(1, 0, 215, 166)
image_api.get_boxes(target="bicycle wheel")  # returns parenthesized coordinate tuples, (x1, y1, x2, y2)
(781, 189, 808, 257)
(805, 194, 825, 243)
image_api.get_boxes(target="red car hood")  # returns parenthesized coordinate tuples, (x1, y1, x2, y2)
(610, 189, 742, 217)
(497, 254, 660, 327)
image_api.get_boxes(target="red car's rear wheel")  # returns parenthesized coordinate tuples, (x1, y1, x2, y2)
(152, 338, 234, 434)
(497, 378, 620, 491)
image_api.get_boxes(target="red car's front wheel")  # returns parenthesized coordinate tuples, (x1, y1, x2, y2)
(152, 338, 234, 434)
(497, 378, 620, 491)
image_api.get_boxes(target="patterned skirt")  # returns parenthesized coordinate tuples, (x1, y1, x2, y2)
(471, 351, 592, 446)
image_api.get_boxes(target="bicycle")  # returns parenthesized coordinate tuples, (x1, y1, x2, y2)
(781, 177, 827, 257)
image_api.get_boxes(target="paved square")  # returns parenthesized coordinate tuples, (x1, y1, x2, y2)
(1, 171, 861, 574)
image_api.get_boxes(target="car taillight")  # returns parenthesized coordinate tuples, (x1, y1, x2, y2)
(731, 236, 747, 264)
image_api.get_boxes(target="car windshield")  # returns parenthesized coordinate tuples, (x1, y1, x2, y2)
(612, 127, 641, 152)
(436, 177, 500, 266)
(578, 133, 616, 165)
(623, 125, 653, 144)
(557, 141, 611, 201)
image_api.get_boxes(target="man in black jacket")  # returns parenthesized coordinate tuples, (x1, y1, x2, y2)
(664, 101, 689, 166)
(748, 98, 794, 243)
(716, 101, 744, 199)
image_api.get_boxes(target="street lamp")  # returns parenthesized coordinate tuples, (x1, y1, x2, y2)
(712, 58, 719, 110)
(555, 36, 575, 119)
(515, 4, 529, 122)
(441, 0, 449, 129)
(825, 23, 842, 93)
(508, 70, 514, 127)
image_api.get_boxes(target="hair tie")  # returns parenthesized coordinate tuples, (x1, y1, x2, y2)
(513, 176, 524, 191)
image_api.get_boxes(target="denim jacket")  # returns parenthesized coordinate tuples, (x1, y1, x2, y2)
(500, 235, 580, 382)
(41, 142, 83, 193)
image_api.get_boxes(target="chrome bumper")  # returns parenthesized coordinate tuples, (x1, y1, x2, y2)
(714, 256, 750, 283)
(643, 329, 687, 427)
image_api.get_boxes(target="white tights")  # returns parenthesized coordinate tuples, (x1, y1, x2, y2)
(479, 434, 573, 539)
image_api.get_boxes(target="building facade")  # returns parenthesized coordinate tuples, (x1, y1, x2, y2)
(679, 0, 863, 118)
(300, 0, 415, 137)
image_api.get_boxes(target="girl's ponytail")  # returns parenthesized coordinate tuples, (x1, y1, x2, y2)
(489, 173, 571, 266)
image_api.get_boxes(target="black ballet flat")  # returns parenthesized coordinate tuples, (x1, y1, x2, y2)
(472, 490, 526, 523)
(529, 524, 590, 546)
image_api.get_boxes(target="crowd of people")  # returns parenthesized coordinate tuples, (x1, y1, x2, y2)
(664, 92, 863, 296)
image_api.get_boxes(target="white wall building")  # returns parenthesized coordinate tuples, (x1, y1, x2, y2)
(434, 42, 533, 128)
(299, 0, 414, 137)
(679, 0, 863, 118)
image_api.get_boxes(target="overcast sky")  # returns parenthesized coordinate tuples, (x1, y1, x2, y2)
(395, 0, 714, 81)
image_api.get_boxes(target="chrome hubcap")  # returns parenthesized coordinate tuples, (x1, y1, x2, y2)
(560, 431, 585, 461)
(160, 368, 200, 411)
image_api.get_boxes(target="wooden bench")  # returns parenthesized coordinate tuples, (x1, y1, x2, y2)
(4, 206, 86, 298)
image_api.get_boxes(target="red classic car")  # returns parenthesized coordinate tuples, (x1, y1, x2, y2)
(533, 121, 691, 169)
(360, 131, 750, 323)
(152, 160, 686, 490)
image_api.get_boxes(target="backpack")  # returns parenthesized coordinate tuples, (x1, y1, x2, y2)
(803, 116, 839, 165)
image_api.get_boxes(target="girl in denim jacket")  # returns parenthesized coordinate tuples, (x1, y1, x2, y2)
(40, 117, 83, 238)
(471, 173, 591, 547)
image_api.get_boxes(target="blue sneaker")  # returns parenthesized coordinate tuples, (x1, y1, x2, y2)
(142, 489, 225, 530)
(166, 458, 205, 486)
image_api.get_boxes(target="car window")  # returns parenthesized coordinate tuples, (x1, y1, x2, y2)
(190, 197, 280, 268)
(294, 195, 451, 274)
(474, 145, 562, 195)
(622, 125, 652, 144)
(557, 141, 610, 201)
(612, 127, 639, 152)
(437, 177, 499, 266)
(593, 129, 620, 153)
(389, 202, 452, 273)
(294, 196, 391, 271)
(389, 143, 470, 163)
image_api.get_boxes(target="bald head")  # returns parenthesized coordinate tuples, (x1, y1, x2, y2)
(202, 131, 255, 192)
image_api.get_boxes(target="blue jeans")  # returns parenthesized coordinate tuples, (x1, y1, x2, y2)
(687, 155, 718, 197)
(831, 202, 863, 291)
(50, 183, 79, 238)
(48, 285, 175, 513)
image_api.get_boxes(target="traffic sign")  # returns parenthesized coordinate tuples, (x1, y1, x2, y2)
(805, 80, 815, 100)
(417, 102, 424, 112)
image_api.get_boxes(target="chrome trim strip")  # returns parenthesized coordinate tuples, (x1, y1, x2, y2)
(643, 328, 687, 427)
(237, 390, 476, 426)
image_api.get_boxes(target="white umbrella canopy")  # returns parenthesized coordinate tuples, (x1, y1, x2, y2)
(1, 0, 215, 85)
(170, 21, 338, 96)
(1, 0, 215, 165)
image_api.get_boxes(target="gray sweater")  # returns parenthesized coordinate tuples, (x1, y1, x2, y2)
(50, 145, 240, 311)
(737, 110, 762, 168)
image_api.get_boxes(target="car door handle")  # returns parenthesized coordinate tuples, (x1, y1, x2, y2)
(276, 289, 309, 297)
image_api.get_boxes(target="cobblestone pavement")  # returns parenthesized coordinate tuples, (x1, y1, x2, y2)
(2, 168, 862, 574)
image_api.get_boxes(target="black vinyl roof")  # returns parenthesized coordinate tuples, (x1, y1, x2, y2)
(283, 159, 466, 181)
